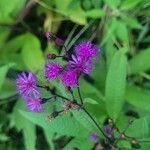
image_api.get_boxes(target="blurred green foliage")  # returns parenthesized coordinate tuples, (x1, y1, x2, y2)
(0, 0, 150, 149)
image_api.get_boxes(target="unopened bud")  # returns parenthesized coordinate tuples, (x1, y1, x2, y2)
(47, 53, 56, 59)
(55, 38, 64, 46)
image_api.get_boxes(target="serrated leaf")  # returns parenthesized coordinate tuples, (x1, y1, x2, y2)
(129, 48, 150, 74)
(85, 9, 104, 18)
(126, 85, 150, 111)
(21, 33, 44, 72)
(105, 50, 127, 121)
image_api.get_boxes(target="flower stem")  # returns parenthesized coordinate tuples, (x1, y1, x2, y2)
(77, 87, 83, 105)
(82, 107, 109, 140)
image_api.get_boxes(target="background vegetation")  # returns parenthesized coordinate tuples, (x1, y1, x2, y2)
(0, 0, 150, 149)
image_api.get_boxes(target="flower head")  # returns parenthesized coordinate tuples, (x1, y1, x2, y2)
(90, 133, 98, 142)
(26, 97, 44, 112)
(75, 41, 100, 59)
(61, 69, 79, 87)
(104, 125, 113, 135)
(45, 63, 62, 80)
(69, 55, 93, 75)
(16, 72, 40, 98)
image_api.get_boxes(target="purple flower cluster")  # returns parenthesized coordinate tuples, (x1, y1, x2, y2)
(16, 72, 44, 112)
(45, 41, 100, 87)
(16, 40, 100, 112)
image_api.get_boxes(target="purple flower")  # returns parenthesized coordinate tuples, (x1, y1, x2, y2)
(90, 133, 98, 142)
(61, 69, 79, 87)
(75, 41, 100, 60)
(16, 72, 40, 98)
(104, 125, 113, 135)
(45, 32, 53, 40)
(69, 55, 93, 75)
(45, 63, 62, 80)
(26, 97, 44, 112)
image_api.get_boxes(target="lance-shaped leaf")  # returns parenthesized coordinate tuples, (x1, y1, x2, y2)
(105, 50, 127, 121)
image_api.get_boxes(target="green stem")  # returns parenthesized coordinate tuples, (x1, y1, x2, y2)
(77, 87, 83, 105)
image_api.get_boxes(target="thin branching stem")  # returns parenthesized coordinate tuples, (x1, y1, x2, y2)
(114, 122, 131, 145)
(77, 87, 83, 105)
(82, 107, 109, 140)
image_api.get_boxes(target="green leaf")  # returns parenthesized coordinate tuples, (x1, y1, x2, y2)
(0, 27, 10, 49)
(105, 39, 117, 69)
(129, 48, 150, 74)
(126, 85, 150, 112)
(85, 9, 104, 18)
(21, 33, 45, 72)
(0, 134, 9, 142)
(0, 0, 26, 23)
(54, 0, 86, 25)
(84, 98, 99, 105)
(116, 20, 129, 47)
(13, 100, 36, 150)
(72, 109, 97, 132)
(126, 117, 150, 138)
(121, 0, 142, 10)
(105, 50, 127, 121)
(43, 129, 55, 150)
(23, 121, 36, 150)
(19, 110, 87, 137)
(63, 136, 93, 150)
(0, 63, 14, 91)
(82, 0, 92, 10)
(121, 15, 142, 29)
(0, 79, 16, 99)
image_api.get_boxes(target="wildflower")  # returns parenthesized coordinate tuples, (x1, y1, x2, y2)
(45, 63, 62, 80)
(75, 41, 100, 59)
(26, 97, 44, 112)
(90, 133, 98, 142)
(104, 125, 113, 135)
(16, 72, 40, 98)
(69, 55, 93, 75)
(61, 69, 79, 87)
